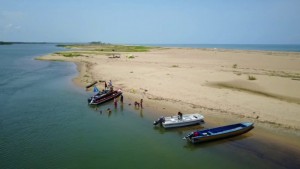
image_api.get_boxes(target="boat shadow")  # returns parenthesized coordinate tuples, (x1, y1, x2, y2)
(183, 132, 255, 151)
(153, 123, 205, 135)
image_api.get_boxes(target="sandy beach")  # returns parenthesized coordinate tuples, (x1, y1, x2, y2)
(38, 46, 300, 134)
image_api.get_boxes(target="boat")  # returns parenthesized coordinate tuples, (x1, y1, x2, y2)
(86, 81, 98, 89)
(184, 122, 254, 144)
(88, 89, 122, 105)
(153, 113, 204, 128)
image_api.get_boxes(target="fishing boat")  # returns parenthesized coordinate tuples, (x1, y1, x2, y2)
(184, 122, 254, 144)
(153, 113, 204, 128)
(86, 81, 98, 89)
(88, 89, 122, 105)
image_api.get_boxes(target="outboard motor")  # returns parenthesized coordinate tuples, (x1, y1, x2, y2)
(88, 97, 94, 104)
(88, 98, 92, 104)
(183, 133, 194, 140)
(153, 116, 165, 125)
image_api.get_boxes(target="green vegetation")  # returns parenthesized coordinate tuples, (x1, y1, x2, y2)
(94, 45, 152, 52)
(171, 65, 179, 68)
(248, 75, 257, 80)
(232, 64, 237, 68)
(56, 45, 74, 49)
(56, 43, 155, 52)
(89, 41, 110, 45)
(55, 52, 81, 57)
(0, 41, 13, 45)
(127, 55, 135, 59)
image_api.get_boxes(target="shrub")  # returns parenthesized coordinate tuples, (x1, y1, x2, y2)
(248, 75, 256, 80)
(127, 55, 135, 59)
(56, 52, 81, 57)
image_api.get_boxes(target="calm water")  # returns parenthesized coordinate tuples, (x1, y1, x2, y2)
(140, 44, 300, 52)
(0, 44, 299, 169)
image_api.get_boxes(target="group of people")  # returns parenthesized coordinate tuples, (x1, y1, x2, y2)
(104, 80, 112, 88)
(134, 99, 143, 108)
(104, 80, 114, 92)
(97, 79, 183, 118)
(95, 79, 147, 113)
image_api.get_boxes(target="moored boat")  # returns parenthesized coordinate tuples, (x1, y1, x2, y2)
(184, 122, 254, 144)
(153, 113, 204, 128)
(88, 89, 122, 105)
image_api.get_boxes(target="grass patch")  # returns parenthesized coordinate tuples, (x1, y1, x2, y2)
(127, 55, 135, 59)
(248, 75, 257, 80)
(56, 44, 156, 52)
(171, 65, 179, 68)
(232, 64, 237, 68)
(55, 52, 81, 57)
(94, 45, 152, 52)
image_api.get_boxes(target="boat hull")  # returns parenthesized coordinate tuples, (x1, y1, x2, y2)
(163, 119, 203, 128)
(158, 114, 204, 129)
(88, 90, 122, 105)
(186, 122, 254, 144)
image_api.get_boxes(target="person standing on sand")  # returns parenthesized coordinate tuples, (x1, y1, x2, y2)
(120, 94, 124, 103)
(140, 99, 143, 108)
(114, 98, 117, 108)
(109, 80, 112, 87)
(105, 81, 107, 89)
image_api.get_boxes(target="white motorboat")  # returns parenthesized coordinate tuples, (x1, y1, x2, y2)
(153, 113, 204, 128)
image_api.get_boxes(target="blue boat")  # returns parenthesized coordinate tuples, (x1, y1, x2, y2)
(184, 122, 254, 144)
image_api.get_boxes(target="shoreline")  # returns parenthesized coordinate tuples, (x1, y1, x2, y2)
(36, 45, 300, 142)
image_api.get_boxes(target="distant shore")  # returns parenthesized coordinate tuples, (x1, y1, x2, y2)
(132, 44, 300, 52)
(37, 44, 300, 135)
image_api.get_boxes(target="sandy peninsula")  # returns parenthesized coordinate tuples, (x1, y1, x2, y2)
(38, 45, 300, 133)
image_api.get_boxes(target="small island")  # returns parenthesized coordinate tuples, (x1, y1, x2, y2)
(38, 43, 300, 133)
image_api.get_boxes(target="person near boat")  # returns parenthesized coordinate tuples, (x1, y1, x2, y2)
(178, 111, 183, 119)
(120, 94, 124, 103)
(104, 81, 107, 89)
(114, 98, 117, 107)
(140, 99, 143, 108)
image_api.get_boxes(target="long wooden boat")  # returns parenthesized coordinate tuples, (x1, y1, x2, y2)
(86, 81, 97, 89)
(88, 89, 122, 105)
(153, 113, 204, 128)
(184, 122, 254, 144)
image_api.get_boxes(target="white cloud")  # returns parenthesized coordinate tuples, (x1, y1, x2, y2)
(4, 23, 21, 31)
(0, 11, 24, 35)
(5, 24, 13, 29)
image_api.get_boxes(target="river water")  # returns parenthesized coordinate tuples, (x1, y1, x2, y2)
(0, 44, 299, 169)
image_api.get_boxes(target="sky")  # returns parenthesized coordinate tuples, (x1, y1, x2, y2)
(1, 0, 300, 44)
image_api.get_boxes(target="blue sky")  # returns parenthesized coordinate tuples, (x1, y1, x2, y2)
(1, 0, 300, 44)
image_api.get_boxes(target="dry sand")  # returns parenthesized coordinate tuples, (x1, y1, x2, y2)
(38, 47, 300, 134)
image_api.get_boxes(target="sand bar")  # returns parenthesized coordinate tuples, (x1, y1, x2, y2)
(37, 45, 300, 134)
